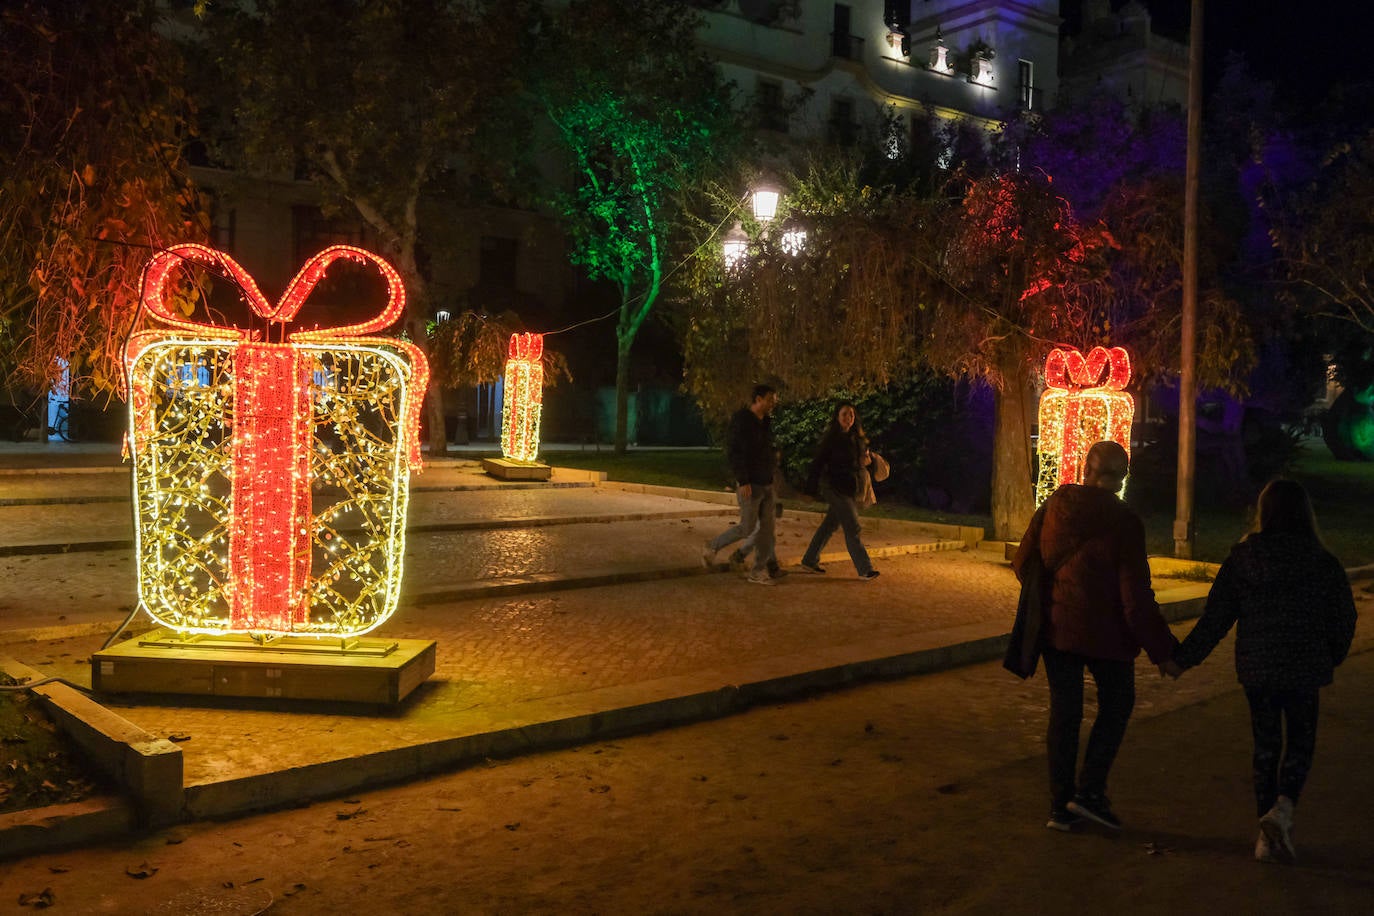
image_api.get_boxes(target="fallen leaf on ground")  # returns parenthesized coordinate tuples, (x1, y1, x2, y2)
(17, 888, 54, 908)
(125, 862, 158, 879)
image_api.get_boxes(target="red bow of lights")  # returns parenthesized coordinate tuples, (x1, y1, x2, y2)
(1044, 345, 1131, 393)
(129, 243, 428, 634)
(1036, 346, 1135, 504)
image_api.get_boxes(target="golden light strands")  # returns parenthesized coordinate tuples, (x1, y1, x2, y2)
(1036, 346, 1135, 505)
(501, 332, 545, 463)
(126, 244, 427, 638)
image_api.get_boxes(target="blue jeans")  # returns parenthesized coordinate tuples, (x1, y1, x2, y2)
(801, 488, 873, 575)
(709, 485, 775, 574)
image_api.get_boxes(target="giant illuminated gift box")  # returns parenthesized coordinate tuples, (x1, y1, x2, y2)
(1035, 345, 1134, 505)
(125, 243, 429, 638)
(500, 332, 544, 463)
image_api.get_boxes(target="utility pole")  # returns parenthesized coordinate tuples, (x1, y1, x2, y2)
(1174, 0, 1203, 558)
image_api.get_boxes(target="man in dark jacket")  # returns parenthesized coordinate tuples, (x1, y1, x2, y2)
(704, 384, 780, 585)
(1012, 440, 1177, 832)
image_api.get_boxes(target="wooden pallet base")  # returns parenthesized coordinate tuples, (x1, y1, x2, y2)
(91, 629, 436, 706)
(481, 457, 552, 481)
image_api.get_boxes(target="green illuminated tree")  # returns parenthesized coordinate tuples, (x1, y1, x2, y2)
(0, 1, 208, 405)
(533, 0, 739, 453)
(190, 0, 533, 455)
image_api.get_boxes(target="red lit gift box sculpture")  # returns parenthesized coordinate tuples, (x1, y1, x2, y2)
(1035, 345, 1134, 505)
(501, 332, 544, 463)
(125, 243, 429, 637)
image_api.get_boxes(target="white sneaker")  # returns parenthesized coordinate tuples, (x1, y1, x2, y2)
(1254, 828, 1276, 863)
(1260, 796, 1296, 863)
(701, 542, 717, 568)
(747, 570, 778, 586)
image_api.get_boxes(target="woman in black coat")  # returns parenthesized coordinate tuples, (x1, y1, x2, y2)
(1171, 479, 1357, 864)
(798, 402, 878, 580)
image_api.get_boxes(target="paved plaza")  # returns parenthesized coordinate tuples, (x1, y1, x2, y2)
(5, 442, 1367, 864)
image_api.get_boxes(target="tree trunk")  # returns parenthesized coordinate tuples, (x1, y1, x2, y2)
(990, 354, 1037, 542)
(614, 334, 632, 455)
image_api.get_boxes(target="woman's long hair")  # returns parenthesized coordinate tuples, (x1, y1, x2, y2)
(1251, 478, 1323, 544)
(821, 401, 866, 446)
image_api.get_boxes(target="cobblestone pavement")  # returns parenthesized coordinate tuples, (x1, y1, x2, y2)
(0, 493, 944, 633)
(0, 484, 733, 546)
(4, 548, 1022, 789)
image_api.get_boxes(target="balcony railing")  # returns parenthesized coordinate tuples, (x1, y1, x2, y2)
(831, 32, 863, 61)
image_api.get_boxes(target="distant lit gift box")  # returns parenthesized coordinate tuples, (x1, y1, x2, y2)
(1035, 345, 1134, 505)
(125, 243, 429, 638)
(501, 332, 544, 462)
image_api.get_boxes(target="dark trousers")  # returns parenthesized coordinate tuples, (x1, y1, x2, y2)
(1043, 646, 1136, 809)
(1244, 687, 1320, 817)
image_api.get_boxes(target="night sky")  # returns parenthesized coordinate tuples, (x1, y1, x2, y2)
(1059, 0, 1370, 111)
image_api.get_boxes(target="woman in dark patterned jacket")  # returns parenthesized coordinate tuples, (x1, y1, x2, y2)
(1171, 479, 1358, 864)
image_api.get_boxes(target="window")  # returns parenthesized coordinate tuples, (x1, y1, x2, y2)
(831, 4, 860, 60)
(756, 79, 788, 132)
(1019, 59, 1035, 110)
(292, 206, 367, 263)
(829, 98, 857, 147)
(478, 236, 518, 290)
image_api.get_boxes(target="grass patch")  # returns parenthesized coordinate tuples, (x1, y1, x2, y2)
(541, 443, 1374, 568)
(1135, 446, 1374, 567)
(1, 674, 109, 814)
(543, 448, 735, 492)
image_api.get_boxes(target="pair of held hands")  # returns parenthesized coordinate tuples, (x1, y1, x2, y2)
(1157, 659, 1186, 679)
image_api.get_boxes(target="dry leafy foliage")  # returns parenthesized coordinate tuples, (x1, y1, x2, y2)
(426, 311, 571, 392)
(0, 1, 210, 400)
(0, 674, 109, 814)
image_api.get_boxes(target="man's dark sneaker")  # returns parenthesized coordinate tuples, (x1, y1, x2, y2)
(858, 570, 881, 581)
(1067, 794, 1121, 830)
(799, 560, 826, 574)
(727, 550, 747, 572)
(768, 564, 789, 580)
(1046, 808, 1083, 832)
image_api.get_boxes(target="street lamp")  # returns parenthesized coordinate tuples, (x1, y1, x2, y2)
(750, 185, 780, 223)
(721, 222, 749, 268)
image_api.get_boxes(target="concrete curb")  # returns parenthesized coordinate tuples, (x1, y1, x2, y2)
(0, 658, 183, 860)
(598, 481, 985, 547)
(0, 796, 135, 860)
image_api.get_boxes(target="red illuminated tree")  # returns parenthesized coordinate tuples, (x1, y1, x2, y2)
(0, 1, 208, 405)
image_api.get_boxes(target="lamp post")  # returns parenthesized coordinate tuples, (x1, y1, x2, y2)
(1174, 0, 1203, 558)
(721, 223, 749, 268)
(749, 185, 780, 223)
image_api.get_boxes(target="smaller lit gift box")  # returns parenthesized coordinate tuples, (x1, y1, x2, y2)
(1035, 345, 1134, 505)
(125, 243, 428, 638)
(501, 332, 544, 462)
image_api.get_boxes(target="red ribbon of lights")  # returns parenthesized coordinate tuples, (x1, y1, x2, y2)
(137, 243, 425, 632)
